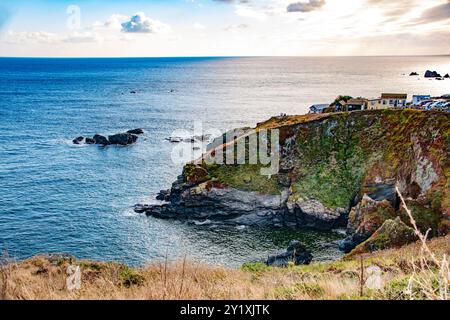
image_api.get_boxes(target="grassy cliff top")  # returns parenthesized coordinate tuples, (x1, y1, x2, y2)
(1, 235, 448, 300)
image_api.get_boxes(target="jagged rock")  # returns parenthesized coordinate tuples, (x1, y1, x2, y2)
(364, 182, 398, 208)
(444, 74, 450, 79)
(134, 204, 152, 214)
(72, 136, 84, 145)
(127, 128, 144, 135)
(266, 241, 312, 267)
(108, 133, 138, 145)
(93, 134, 110, 146)
(288, 198, 347, 230)
(85, 137, 95, 144)
(156, 190, 171, 201)
(345, 217, 417, 258)
(339, 197, 397, 253)
(424, 70, 441, 78)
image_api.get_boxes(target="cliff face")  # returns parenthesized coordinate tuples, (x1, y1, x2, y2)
(137, 109, 449, 252)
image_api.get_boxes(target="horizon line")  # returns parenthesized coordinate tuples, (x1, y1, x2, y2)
(0, 54, 449, 59)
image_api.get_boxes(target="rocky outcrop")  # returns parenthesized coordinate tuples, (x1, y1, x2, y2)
(339, 196, 397, 253)
(93, 134, 110, 146)
(136, 110, 449, 247)
(266, 240, 312, 267)
(108, 133, 138, 145)
(409, 72, 419, 76)
(345, 217, 417, 258)
(72, 136, 84, 145)
(73, 129, 144, 146)
(424, 70, 441, 78)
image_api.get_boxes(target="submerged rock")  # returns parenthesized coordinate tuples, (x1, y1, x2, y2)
(266, 241, 312, 267)
(108, 133, 138, 145)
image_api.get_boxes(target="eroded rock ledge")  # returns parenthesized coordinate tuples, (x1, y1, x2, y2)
(136, 110, 449, 253)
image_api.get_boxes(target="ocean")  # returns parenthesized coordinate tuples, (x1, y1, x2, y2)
(0, 56, 449, 267)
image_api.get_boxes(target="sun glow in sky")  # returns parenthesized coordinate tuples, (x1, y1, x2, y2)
(0, 0, 449, 57)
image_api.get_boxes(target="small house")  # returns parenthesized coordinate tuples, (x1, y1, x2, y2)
(309, 104, 330, 114)
(346, 98, 368, 111)
(381, 93, 407, 108)
(368, 98, 383, 110)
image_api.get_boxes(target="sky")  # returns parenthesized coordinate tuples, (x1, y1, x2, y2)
(0, 0, 449, 57)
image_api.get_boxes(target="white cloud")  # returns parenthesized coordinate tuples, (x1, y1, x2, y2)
(5, 30, 107, 44)
(235, 5, 267, 20)
(287, 0, 326, 13)
(224, 23, 250, 32)
(121, 12, 171, 34)
(92, 14, 129, 30)
(193, 22, 206, 30)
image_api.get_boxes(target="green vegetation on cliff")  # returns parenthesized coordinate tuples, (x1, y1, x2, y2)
(182, 109, 449, 240)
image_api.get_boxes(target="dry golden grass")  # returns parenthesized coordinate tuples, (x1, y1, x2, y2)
(0, 235, 448, 300)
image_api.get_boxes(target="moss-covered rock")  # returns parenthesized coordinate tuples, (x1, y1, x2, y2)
(346, 217, 417, 257)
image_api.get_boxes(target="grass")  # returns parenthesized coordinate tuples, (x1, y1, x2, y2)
(0, 234, 448, 300)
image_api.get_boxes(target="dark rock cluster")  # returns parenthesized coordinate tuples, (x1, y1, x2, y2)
(73, 129, 144, 146)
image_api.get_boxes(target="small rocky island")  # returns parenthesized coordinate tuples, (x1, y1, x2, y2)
(136, 109, 449, 260)
(73, 128, 144, 146)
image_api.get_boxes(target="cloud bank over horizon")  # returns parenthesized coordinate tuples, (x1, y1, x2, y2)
(0, 0, 449, 57)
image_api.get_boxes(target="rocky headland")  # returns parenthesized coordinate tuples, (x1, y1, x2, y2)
(136, 109, 449, 257)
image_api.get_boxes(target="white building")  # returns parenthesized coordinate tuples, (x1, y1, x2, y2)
(380, 93, 408, 108)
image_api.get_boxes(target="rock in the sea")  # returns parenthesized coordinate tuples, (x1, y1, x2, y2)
(409, 72, 419, 76)
(345, 217, 417, 258)
(85, 137, 95, 144)
(424, 70, 441, 78)
(134, 204, 152, 214)
(127, 128, 144, 135)
(266, 241, 312, 267)
(108, 133, 138, 145)
(444, 74, 450, 79)
(156, 190, 171, 201)
(72, 136, 84, 144)
(93, 134, 110, 146)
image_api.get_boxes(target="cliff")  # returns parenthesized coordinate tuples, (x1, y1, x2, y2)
(137, 109, 450, 253)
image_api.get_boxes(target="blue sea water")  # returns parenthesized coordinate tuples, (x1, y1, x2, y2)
(0, 56, 449, 267)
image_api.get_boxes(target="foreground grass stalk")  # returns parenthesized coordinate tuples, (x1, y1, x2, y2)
(396, 185, 449, 300)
